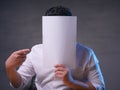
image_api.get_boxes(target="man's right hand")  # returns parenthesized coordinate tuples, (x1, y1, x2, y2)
(5, 49, 30, 69)
(5, 49, 30, 88)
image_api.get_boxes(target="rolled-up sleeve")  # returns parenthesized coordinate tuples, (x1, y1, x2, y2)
(87, 49, 105, 90)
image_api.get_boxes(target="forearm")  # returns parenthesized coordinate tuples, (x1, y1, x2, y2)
(6, 67, 22, 88)
(5, 49, 30, 88)
(55, 64, 96, 90)
(65, 79, 96, 90)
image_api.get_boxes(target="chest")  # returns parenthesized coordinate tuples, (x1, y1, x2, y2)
(31, 49, 89, 82)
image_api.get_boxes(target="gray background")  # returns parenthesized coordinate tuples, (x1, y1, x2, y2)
(0, 0, 120, 90)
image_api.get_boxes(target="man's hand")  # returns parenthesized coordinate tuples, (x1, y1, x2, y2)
(54, 64, 73, 85)
(6, 49, 30, 69)
(5, 49, 30, 88)
(54, 64, 96, 90)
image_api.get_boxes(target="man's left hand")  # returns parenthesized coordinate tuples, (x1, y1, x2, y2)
(54, 64, 73, 85)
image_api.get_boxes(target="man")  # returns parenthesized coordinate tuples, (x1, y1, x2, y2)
(5, 6, 105, 90)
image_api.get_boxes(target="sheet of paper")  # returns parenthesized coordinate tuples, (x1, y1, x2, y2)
(42, 16, 77, 69)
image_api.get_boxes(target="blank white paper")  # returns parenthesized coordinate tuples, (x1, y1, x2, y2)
(42, 16, 77, 69)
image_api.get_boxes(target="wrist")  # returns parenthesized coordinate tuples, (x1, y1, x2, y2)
(5, 63, 16, 71)
(63, 77, 74, 86)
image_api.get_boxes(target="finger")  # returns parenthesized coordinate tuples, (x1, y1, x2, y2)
(15, 49, 30, 55)
(55, 73, 64, 78)
(18, 55, 26, 59)
(16, 57, 26, 63)
(55, 67, 65, 72)
(18, 53, 27, 57)
(54, 64, 66, 68)
(55, 71, 63, 76)
(55, 71, 64, 74)
(13, 53, 26, 59)
(16, 58, 26, 66)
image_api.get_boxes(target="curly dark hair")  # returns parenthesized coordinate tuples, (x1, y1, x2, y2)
(45, 6, 72, 16)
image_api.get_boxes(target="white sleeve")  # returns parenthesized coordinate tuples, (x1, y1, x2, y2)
(87, 49, 105, 90)
(16, 49, 36, 88)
